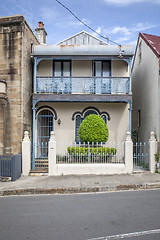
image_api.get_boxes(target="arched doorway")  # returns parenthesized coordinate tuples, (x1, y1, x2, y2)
(37, 109, 54, 159)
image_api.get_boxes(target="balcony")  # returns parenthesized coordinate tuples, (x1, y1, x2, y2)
(36, 77, 130, 95)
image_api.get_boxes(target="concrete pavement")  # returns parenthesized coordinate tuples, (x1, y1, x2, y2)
(0, 172, 160, 196)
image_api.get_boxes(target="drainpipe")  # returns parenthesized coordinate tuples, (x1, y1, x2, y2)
(129, 57, 132, 94)
(129, 100, 132, 133)
(32, 101, 36, 170)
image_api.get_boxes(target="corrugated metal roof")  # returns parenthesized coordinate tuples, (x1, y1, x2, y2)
(140, 33, 160, 58)
(33, 44, 134, 57)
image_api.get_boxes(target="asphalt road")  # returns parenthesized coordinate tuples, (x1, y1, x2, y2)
(0, 190, 160, 240)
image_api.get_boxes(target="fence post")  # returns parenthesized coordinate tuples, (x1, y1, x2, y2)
(22, 131, 31, 176)
(125, 131, 133, 173)
(149, 132, 157, 173)
(48, 131, 56, 176)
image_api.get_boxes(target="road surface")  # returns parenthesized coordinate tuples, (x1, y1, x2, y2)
(0, 189, 160, 240)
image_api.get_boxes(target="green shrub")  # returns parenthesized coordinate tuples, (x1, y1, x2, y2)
(67, 146, 116, 156)
(155, 152, 159, 163)
(155, 152, 160, 173)
(79, 114, 109, 144)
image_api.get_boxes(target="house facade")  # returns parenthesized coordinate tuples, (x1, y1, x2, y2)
(132, 33, 160, 142)
(32, 27, 134, 169)
(0, 15, 39, 155)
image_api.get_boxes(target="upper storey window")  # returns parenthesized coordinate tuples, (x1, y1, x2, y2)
(93, 60, 111, 77)
(53, 61, 71, 77)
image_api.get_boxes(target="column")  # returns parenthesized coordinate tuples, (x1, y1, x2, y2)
(125, 131, 133, 173)
(149, 132, 158, 173)
(22, 131, 31, 176)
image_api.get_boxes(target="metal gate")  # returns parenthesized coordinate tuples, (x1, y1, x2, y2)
(37, 110, 54, 159)
(133, 142, 149, 170)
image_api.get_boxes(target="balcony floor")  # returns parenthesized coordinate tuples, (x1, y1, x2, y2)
(33, 93, 132, 103)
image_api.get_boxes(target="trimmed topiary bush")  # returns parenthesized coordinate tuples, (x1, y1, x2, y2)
(79, 114, 109, 144)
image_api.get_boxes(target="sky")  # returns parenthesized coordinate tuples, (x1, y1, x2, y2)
(0, 0, 160, 47)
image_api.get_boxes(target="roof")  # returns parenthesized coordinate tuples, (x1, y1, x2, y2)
(139, 33, 160, 58)
(57, 31, 108, 46)
(132, 33, 160, 72)
(33, 44, 134, 57)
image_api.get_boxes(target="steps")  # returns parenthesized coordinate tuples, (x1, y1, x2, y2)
(30, 158, 48, 175)
(35, 158, 48, 168)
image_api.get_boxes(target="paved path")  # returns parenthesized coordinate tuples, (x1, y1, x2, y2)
(0, 172, 160, 196)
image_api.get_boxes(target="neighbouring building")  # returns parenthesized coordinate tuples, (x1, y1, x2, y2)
(132, 33, 160, 142)
(32, 28, 134, 169)
(0, 15, 39, 155)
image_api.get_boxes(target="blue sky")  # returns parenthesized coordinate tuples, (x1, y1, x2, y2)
(0, 0, 160, 46)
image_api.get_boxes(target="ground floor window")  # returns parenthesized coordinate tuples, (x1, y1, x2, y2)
(73, 107, 110, 143)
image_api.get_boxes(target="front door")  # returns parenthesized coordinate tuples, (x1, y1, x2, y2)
(37, 109, 54, 159)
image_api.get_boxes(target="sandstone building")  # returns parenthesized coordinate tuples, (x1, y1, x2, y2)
(0, 15, 38, 155)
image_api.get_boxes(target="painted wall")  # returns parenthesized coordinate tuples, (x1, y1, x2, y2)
(132, 37, 159, 142)
(37, 60, 52, 76)
(112, 60, 129, 77)
(37, 59, 129, 77)
(36, 102, 129, 144)
(72, 60, 92, 77)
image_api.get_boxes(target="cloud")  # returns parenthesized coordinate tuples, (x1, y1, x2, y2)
(102, 22, 159, 45)
(103, 0, 160, 6)
(110, 26, 131, 35)
(54, 14, 91, 29)
(39, 7, 60, 22)
(92, 26, 102, 37)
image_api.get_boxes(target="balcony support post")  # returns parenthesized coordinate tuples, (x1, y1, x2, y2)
(129, 57, 132, 94)
(34, 57, 37, 93)
(32, 100, 37, 170)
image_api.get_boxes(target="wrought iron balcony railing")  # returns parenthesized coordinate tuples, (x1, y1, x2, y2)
(36, 77, 130, 94)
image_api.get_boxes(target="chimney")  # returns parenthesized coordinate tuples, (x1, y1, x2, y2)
(35, 21, 47, 44)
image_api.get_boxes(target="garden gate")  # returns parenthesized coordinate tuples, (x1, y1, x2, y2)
(133, 142, 149, 170)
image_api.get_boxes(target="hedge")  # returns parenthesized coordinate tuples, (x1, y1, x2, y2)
(67, 146, 116, 155)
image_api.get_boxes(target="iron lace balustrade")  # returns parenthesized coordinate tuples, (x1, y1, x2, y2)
(36, 77, 130, 94)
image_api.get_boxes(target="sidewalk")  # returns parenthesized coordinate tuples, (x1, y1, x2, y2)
(0, 172, 160, 196)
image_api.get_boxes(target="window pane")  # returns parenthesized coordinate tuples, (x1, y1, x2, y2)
(63, 62, 70, 76)
(75, 115, 81, 142)
(54, 62, 61, 76)
(101, 115, 107, 123)
(103, 61, 110, 77)
(94, 61, 102, 77)
(84, 110, 97, 118)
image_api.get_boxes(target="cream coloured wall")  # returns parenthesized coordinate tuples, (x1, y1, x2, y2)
(37, 60, 52, 76)
(36, 102, 129, 144)
(72, 60, 92, 77)
(36, 59, 129, 78)
(112, 60, 129, 77)
(132, 37, 159, 142)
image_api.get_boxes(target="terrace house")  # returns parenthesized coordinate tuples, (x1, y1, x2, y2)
(32, 24, 134, 169)
(132, 33, 160, 142)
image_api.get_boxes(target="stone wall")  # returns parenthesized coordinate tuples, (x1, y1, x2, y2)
(0, 15, 38, 154)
